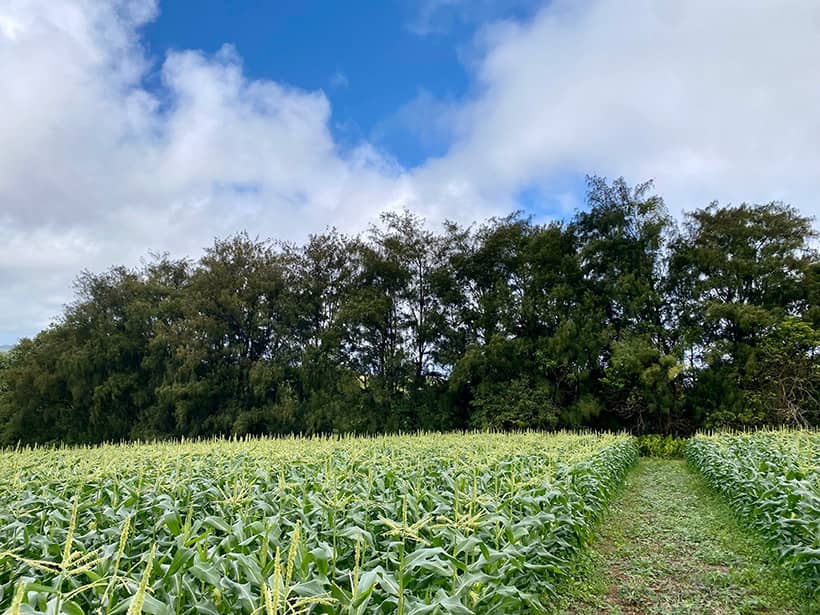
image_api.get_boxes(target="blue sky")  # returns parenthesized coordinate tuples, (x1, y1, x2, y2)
(1, 0, 819, 343)
(142, 1, 536, 168)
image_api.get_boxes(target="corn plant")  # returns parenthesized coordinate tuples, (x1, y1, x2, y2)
(686, 429, 820, 598)
(0, 432, 637, 614)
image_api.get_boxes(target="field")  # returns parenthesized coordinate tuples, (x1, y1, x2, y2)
(4, 429, 819, 614)
(686, 430, 820, 596)
(0, 432, 637, 614)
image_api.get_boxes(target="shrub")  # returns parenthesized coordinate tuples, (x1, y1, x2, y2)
(637, 434, 687, 458)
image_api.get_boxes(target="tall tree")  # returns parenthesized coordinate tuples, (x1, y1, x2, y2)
(1, 189, 818, 444)
(288, 230, 364, 433)
(0, 256, 189, 443)
(157, 234, 297, 436)
(370, 211, 447, 387)
(443, 215, 537, 427)
(573, 176, 680, 432)
(337, 236, 408, 430)
(669, 202, 818, 426)
(748, 317, 820, 426)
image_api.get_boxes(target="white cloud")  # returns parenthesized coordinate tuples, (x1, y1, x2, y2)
(2, 0, 820, 342)
(0, 0, 432, 342)
(416, 0, 820, 218)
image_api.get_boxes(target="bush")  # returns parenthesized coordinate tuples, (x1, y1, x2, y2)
(637, 434, 687, 458)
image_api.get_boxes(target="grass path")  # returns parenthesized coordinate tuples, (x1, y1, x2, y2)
(553, 459, 818, 614)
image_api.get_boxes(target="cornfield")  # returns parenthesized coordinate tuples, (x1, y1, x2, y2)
(686, 429, 820, 595)
(0, 432, 637, 614)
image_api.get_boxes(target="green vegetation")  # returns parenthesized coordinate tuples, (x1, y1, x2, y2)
(636, 434, 686, 458)
(1, 176, 817, 444)
(0, 432, 637, 613)
(4, 428, 820, 611)
(687, 430, 820, 599)
(554, 458, 817, 614)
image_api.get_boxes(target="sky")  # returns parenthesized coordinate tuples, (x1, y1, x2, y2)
(1, 0, 819, 344)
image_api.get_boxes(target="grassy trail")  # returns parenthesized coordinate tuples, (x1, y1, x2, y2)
(555, 459, 817, 614)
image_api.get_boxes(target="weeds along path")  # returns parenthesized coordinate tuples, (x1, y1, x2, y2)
(555, 459, 817, 614)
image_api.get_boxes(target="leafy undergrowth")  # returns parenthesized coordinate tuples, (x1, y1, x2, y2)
(553, 459, 818, 614)
(636, 435, 687, 458)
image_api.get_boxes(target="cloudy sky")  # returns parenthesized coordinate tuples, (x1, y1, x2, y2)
(1, 0, 819, 344)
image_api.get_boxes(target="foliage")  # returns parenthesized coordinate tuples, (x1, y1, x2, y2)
(747, 318, 820, 426)
(0, 432, 637, 614)
(635, 434, 686, 458)
(669, 202, 818, 428)
(686, 430, 820, 597)
(1, 177, 818, 443)
(469, 377, 558, 430)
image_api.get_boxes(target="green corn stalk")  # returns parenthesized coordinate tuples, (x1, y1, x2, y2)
(0, 432, 638, 613)
(686, 429, 820, 598)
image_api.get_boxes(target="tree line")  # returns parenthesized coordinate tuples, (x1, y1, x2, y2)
(1, 177, 818, 444)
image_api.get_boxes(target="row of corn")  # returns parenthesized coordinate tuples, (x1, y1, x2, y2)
(0, 432, 638, 614)
(685, 430, 820, 596)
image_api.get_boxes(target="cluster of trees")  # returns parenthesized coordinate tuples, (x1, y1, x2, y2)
(1, 177, 818, 444)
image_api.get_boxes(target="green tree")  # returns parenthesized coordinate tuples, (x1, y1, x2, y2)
(441, 215, 536, 427)
(333, 237, 405, 430)
(470, 377, 559, 430)
(573, 176, 681, 432)
(288, 230, 368, 433)
(156, 234, 297, 436)
(669, 202, 818, 427)
(0, 256, 191, 444)
(747, 318, 820, 426)
(2, 190, 818, 444)
(370, 211, 448, 388)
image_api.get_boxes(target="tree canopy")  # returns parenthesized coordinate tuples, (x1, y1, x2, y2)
(1, 177, 817, 444)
